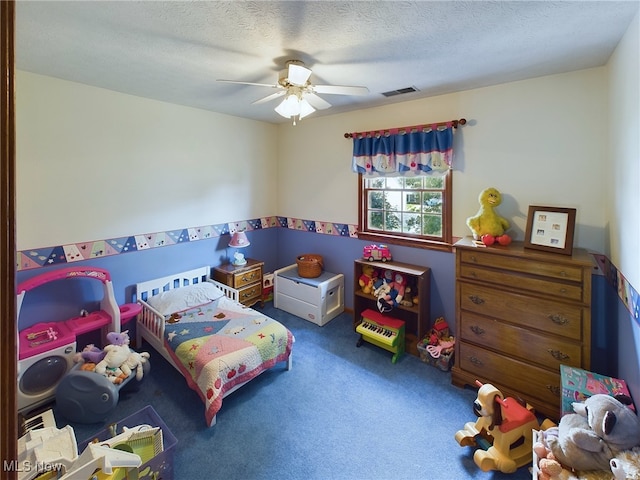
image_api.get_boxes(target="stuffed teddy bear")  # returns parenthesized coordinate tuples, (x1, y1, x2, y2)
(546, 394, 640, 472)
(610, 446, 640, 480)
(94, 330, 132, 377)
(466, 187, 511, 245)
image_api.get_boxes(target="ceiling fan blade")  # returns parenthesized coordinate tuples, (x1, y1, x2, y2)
(304, 93, 332, 110)
(217, 79, 277, 88)
(252, 90, 286, 105)
(312, 84, 369, 96)
(287, 63, 312, 86)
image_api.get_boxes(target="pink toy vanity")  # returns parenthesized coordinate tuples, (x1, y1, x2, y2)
(17, 266, 141, 414)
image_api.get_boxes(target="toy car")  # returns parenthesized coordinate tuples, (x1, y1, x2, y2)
(363, 244, 392, 262)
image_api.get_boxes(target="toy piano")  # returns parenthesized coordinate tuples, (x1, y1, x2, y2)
(356, 308, 405, 363)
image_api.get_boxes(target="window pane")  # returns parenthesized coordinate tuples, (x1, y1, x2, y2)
(385, 177, 404, 190)
(404, 178, 422, 189)
(403, 213, 421, 234)
(424, 177, 444, 188)
(422, 192, 442, 213)
(403, 191, 421, 212)
(369, 191, 386, 210)
(423, 214, 442, 236)
(385, 191, 402, 211)
(368, 211, 384, 230)
(367, 178, 385, 189)
(385, 211, 402, 232)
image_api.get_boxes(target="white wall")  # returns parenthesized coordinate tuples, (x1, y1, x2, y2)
(16, 71, 278, 250)
(608, 11, 639, 289)
(277, 68, 608, 254)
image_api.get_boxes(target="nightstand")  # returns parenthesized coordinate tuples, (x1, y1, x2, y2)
(213, 258, 264, 308)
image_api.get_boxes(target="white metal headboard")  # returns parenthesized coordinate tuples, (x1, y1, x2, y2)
(134, 266, 210, 303)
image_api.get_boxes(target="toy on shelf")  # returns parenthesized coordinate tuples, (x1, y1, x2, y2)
(455, 381, 539, 473)
(358, 264, 378, 295)
(466, 187, 512, 246)
(363, 244, 392, 262)
(376, 271, 407, 313)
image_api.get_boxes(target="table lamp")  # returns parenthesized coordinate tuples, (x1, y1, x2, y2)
(228, 231, 250, 266)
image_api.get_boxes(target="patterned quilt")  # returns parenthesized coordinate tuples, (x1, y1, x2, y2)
(163, 297, 293, 425)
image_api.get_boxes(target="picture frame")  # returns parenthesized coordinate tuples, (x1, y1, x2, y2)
(524, 206, 576, 255)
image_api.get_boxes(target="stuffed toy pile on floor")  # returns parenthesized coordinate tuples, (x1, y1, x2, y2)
(533, 394, 640, 480)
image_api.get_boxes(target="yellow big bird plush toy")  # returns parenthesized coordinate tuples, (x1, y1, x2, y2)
(466, 187, 512, 246)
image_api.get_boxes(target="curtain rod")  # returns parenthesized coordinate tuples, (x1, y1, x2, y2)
(344, 118, 466, 138)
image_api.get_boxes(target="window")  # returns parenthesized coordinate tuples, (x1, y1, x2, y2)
(358, 171, 452, 250)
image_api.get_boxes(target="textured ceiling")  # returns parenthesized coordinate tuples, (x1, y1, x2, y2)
(15, 1, 639, 124)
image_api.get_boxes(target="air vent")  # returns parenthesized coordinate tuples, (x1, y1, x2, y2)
(381, 86, 419, 97)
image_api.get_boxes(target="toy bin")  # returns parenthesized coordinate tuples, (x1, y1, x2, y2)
(78, 405, 177, 480)
(274, 264, 344, 326)
(417, 341, 453, 372)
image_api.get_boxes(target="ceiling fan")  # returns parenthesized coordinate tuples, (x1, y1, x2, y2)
(217, 60, 369, 123)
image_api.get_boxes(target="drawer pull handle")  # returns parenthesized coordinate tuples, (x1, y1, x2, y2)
(559, 288, 567, 294)
(548, 349, 569, 361)
(549, 314, 568, 325)
(469, 271, 477, 278)
(470, 256, 477, 263)
(469, 295, 485, 305)
(470, 325, 485, 335)
(559, 270, 567, 277)
(469, 356, 484, 367)
(546, 385, 561, 397)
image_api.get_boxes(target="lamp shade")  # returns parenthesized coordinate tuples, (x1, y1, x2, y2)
(228, 231, 250, 248)
(275, 93, 316, 119)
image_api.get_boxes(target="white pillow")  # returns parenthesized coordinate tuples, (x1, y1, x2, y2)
(146, 282, 225, 316)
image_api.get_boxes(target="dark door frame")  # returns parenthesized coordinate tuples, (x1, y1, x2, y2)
(1, 1, 18, 478)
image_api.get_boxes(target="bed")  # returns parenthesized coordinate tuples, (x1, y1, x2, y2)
(135, 266, 294, 427)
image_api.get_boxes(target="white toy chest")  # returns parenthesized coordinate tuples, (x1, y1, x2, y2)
(274, 264, 344, 326)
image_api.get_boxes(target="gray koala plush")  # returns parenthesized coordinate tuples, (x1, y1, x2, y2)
(546, 394, 640, 472)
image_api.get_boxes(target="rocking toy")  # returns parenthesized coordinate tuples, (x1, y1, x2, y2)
(454, 381, 539, 473)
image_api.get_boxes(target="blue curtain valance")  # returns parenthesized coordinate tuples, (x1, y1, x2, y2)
(351, 123, 455, 177)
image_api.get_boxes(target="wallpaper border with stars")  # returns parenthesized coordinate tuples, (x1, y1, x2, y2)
(15, 218, 638, 325)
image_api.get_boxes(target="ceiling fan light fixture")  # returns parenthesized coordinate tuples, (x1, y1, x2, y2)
(287, 62, 312, 86)
(274, 94, 300, 118)
(298, 98, 315, 119)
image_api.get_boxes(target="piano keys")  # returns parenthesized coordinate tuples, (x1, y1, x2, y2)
(356, 309, 405, 363)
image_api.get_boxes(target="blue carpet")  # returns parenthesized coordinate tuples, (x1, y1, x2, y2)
(57, 305, 533, 479)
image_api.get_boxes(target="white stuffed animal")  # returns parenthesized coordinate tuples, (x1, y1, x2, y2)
(123, 350, 150, 380)
(94, 343, 131, 376)
(610, 446, 640, 480)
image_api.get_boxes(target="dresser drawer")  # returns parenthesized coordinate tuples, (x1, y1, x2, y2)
(459, 249, 584, 282)
(457, 342, 561, 408)
(459, 283, 584, 340)
(237, 283, 262, 305)
(232, 265, 262, 289)
(459, 264, 583, 301)
(459, 311, 583, 369)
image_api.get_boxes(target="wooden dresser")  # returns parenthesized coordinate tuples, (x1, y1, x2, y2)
(213, 258, 264, 308)
(451, 237, 595, 420)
